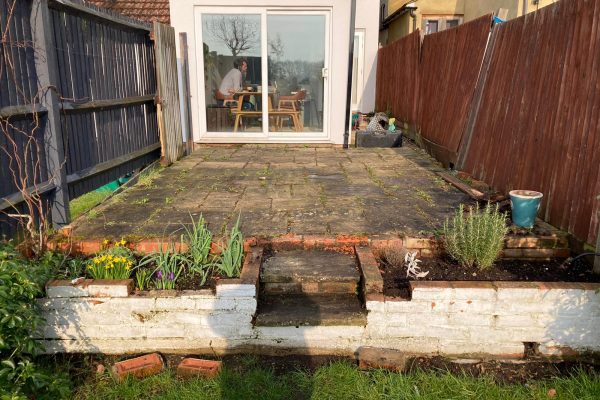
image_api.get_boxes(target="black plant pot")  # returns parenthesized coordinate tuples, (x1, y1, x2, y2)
(356, 131, 403, 148)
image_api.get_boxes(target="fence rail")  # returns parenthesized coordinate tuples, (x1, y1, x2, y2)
(376, 0, 600, 245)
(0, 0, 165, 237)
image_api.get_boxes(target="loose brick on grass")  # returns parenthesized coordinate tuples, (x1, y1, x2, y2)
(111, 353, 164, 382)
(177, 358, 222, 379)
(357, 346, 408, 372)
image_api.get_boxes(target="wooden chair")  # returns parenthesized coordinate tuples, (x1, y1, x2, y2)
(276, 89, 306, 131)
(213, 89, 238, 108)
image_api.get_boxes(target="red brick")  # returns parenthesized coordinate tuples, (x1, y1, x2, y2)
(450, 281, 494, 290)
(77, 240, 102, 254)
(177, 358, 222, 379)
(409, 281, 451, 290)
(240, 247, 262, 284)
(357, 347, 408, 372)
(111, 353, 164, 382)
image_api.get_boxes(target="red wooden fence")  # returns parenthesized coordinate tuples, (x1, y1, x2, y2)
(375, 0, 600, 245)
(375, 30, 420, 124)
(417, 15, 492, 162)
(462, 0, 600, 245)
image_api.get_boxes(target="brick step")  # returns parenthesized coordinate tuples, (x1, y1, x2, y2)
(254, 294, 367, 327)
(260, 249, 360, 295)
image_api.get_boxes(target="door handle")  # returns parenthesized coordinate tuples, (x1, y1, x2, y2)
(321, 68, 328, 78)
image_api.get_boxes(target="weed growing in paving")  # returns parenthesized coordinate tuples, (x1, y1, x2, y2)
(443, 203, 508, 269)
(133, 197, 149, 205)
(138, 165, 161, 188)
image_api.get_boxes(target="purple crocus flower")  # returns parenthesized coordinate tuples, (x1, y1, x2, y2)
(167, 272, 175, 281)
(156, 270, 163, 279)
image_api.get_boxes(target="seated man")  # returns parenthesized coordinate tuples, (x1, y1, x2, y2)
(218, 58, 253, 110)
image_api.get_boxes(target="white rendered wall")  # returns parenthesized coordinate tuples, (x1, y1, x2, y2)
(354, 0, 379, 113)
(170, 0, 357, 144)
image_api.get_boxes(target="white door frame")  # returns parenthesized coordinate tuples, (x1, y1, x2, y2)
(194, 6, 331, 142)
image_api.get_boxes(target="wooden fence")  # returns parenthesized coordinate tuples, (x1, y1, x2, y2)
(0, 0, 181, 237)
(376, 0, 600, 245)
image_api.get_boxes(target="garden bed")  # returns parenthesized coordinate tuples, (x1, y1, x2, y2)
(379, 256, 597, 299)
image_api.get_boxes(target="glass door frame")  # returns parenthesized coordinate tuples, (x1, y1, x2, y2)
(194, 6, 331, 141)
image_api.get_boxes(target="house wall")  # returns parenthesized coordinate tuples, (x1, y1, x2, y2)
(170, 0, 364, 145)
(355, 0, 379, 113)
(384, 0, 559, 44)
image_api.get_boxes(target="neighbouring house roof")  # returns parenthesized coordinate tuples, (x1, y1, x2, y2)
(85, 0, 170, 24)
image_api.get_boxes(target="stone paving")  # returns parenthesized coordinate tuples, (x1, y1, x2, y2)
(71, 144, 471, 239)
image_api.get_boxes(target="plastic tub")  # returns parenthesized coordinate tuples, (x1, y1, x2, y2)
(509, 190, 543, 228)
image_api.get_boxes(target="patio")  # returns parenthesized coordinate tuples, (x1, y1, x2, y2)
(71, 144, 471, 239)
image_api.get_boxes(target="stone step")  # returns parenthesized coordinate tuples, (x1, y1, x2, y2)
(261, 250, 360, 295)
(254, 294, 367, 327)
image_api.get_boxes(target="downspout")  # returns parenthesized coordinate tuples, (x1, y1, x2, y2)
(343, 0, 357, 149)
(522, 0, 528, 16)
(410, 8, 416, 32)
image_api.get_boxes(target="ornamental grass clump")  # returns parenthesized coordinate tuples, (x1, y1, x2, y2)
(443, 203, 508, 270)
(183, 214, 214, 285)
(87, 241, 135, 279)
(139, 244, 186, 290)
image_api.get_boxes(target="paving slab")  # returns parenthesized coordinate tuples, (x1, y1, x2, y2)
(71, 144, 471, 239)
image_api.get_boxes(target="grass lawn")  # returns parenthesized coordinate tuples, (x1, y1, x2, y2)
(69, 190, 112, 220)
(72, 359, 599, 400)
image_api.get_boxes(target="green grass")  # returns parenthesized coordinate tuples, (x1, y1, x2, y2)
(72, 360, 600, 400)
(70, 190, 112, 220)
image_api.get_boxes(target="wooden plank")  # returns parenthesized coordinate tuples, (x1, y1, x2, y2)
(60, 95, 154, 112)
(0, 180, 56, 212)
(48, 0, 151, 32)
(66, 143, 160, 184)
(0, 104, 47, 118)
(436, 172, 484, 200)
(179, 32, 194, 155)
(153, 22, 183, 165)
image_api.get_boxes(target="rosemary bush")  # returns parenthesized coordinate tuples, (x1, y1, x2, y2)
(216, 216, 244, 278)
(443, 203, 508, 270)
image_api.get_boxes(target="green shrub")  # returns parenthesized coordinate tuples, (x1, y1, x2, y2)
(443, 203, 508, 269)
(139, 244, 186, 290)
(0, 243, 71, 399)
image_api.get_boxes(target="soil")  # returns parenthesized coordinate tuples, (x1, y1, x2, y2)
(379, 256, 598, 298)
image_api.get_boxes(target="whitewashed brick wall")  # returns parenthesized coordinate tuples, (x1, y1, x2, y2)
(366, 282, 600, 357)
(38, 282, 600, 358)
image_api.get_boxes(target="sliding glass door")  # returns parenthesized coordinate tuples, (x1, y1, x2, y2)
(195, 8, 329, 140)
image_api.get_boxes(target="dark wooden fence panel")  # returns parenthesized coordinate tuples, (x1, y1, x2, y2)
(462, 0, 600, 245)
(417, 15, 491, 160)
(375, 30, 420, 125)
(1, 0, 164, 236)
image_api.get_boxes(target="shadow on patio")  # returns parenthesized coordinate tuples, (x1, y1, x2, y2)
(71, 144, 471, 240)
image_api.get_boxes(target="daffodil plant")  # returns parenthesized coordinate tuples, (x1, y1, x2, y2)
(87, 239, 135, 279)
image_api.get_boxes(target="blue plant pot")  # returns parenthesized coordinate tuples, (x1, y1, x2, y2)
(509, 190, 543, 228)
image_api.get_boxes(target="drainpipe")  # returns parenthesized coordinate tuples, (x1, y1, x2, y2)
(522, 0, 528, 16)
(410, 8, 417, 32)
(343, 0, 357, 149)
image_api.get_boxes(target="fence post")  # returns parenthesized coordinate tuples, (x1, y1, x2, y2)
(31, 0, 70, 227)
(595, 208, 600, 274)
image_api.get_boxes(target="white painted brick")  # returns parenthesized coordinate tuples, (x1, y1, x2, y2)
(234, 298, 257, 312)
(46, 285, 88, 298)
(411, 325, 470, 340)
(155, 297, 197, 310)
(144, 324, 186, 338)
(406, 313, 450, 326)
(87, 283, 131, 298)
(447, 313, 494, 327)
(216, 284, 255, 298)
(496, 288, 543, 302)
(43, 324, 146, 339)
(439, 340, 524, 357)
(493, 314, 548, 328)
(410, 288, 454, 301)
(368, 337, 441, 354)
(366, 301, 385, 312)
(469, 327, 548, 343)
(385, 300, 431, 313)
(452, 288, 498, 301)
(449, 300, 496, 314)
